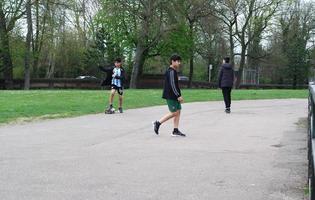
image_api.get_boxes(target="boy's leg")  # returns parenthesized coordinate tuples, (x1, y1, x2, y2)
(153, 99, 181, 135)
(153, 111, 177, 135)
(105, 89, 116, 114)
(119, 95, 123, 106)
(227, 87, 232, 108)
(171, 101, 185, 136)
(172, 110, 185, 137)
(153, 112, 175, 134)
(173, 110, 180, 128)
(118, 88, 123, 108)
(109, 89, 116, 105)
(159, 99, 181, 123)
(118, 95, 123, 113)
(222, 87, 229, 108)
(159, 111, 177, 124)
(117, 87, 124, 113)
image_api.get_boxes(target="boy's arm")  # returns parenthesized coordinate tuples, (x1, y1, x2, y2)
(218, 68, 223, 88)
(169, 70, 181, 98)
(232, 69, 235, 84)
(98, 66, 106, 72)
(99, 65, 113, 72)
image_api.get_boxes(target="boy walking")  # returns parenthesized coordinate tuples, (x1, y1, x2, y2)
(153, 55, 186, 137)
(218, 57, 234, 113)
(101, 58, 125, 114)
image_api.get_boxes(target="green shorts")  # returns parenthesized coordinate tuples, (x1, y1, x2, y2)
(166, 99, 182, 112)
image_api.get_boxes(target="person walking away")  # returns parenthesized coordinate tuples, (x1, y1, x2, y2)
(218, 57, 234, 113)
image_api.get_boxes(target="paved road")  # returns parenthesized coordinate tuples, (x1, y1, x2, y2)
(0, 99, 308, 200)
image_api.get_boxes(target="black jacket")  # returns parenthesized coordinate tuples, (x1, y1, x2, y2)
(162, 67, 181, 100)
(218, 63, 234, 88)
(99, 65, 126, 87)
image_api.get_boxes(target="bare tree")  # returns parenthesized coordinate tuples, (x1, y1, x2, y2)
(32, 0, 49, 77)
(212, 0, 240, 66)
(233, 0, 281, 88)
(0, 0, 25, 88)
(128, 0, 167, 88)
(176, 0, 212, 87)
(279, 0, 315, 87)
(24, 0, 32, 89)
(198, 14, 226, 82)
(98, 0, 175, 88)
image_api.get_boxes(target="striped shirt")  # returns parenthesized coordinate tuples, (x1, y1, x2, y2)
(111, 67, 122, 87)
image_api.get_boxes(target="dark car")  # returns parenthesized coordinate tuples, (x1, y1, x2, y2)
(75, 76, 99, 80)
(178, 75, 189, 81)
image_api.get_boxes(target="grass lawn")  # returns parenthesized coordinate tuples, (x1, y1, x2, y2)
(0, 89, 308, 124)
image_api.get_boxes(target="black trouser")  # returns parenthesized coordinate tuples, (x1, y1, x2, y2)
(221, 87, 232, 108)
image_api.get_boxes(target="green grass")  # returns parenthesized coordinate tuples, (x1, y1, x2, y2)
(0, 89, 308, 124)
(304, 186, 309, 196)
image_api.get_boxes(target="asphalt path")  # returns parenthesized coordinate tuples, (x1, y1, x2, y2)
(0, 99, 308, 200)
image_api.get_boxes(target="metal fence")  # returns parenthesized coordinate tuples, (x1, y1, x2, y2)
(308, 81, 315, 199)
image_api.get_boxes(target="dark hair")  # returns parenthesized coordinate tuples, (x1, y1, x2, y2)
(114, 58, 122, 63)
(170, 54, 182, 64)
(223, 57, 230, 63)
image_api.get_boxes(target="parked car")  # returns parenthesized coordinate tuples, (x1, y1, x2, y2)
(75, 76, 99, 80)
(178, 75, 189, 81)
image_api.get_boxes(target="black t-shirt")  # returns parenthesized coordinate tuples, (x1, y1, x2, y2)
(162, 67, 181, 100)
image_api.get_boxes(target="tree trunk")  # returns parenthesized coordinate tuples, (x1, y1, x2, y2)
(129, 44, 146, 89)
(138, 48, 148, 76)
(24, 0, 32, 90)
(45, 0, 56, 79)
(188, 54, 194, 88)
(229, 25, 235, 66)
(248, 43, 260, 86)
(46, 51, 55, 79)
(0, 6, 13, 89)
(82, 0, 88, 47)
(235, 47, 246, 88)
(293, 66, 297, 89)
(188, 22, 194, 88)
(34, 2, 47, 78)
(33, 0, 40, 77)
(207, 58, 212, 82)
